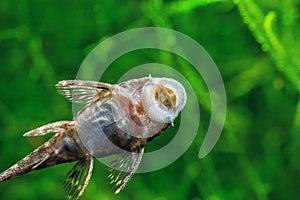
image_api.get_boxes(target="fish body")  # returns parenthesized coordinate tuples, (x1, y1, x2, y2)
(0, 76, 187, 199)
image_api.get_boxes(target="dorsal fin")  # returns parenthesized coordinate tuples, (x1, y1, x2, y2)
(56, 80, 112, 105)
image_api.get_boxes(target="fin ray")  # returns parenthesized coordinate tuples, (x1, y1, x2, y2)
(64, 156, 94, 199)
(23, 121, 73, 137)
(56, 80, 112, 104)
(107, 148, 144, 194)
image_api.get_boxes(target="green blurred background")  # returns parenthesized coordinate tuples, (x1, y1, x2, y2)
(0, 0, 299, 199)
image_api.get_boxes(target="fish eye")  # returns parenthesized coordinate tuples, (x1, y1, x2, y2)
(161, 95, 169, 104)
(165, 87, 177, 107)
(154, 86, 176, 109)
(160, 94, 170, 108)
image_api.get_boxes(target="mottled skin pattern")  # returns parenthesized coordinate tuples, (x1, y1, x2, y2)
(0, 76, 186, 199)
(0, 122, 88, 182)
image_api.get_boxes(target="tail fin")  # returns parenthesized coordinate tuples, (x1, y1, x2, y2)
(0, 121, 84, 182)
(0, 140, 53, 182)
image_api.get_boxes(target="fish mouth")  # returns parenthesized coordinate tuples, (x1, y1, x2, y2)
(165, 110, 176, 125)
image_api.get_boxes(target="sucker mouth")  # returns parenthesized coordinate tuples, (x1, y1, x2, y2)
(165, 112, 175, 125)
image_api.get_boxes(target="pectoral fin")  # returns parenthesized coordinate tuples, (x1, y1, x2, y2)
(64, 156, 94, 200)
(107, 148, 144, 194)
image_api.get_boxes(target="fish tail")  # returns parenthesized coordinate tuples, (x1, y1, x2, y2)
(0, 139, 54, 182)
(0, 121, 86, 182)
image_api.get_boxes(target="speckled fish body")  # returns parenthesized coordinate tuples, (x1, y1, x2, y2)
(0, 76, 187, 199)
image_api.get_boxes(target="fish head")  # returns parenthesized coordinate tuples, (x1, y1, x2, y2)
(142, 77, 187, 124)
